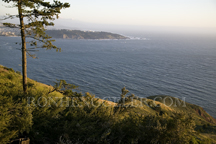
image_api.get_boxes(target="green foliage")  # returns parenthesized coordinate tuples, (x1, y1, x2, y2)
(27, 82, 34, 88)
(190, 137, 199, 144)
(2, 0, 70, 52)
(45, 29, 128, 39)
(0, 67, 215, 144)
(0, 85, 33, 144)
(197, 128, 204, 133)
(7, 73, 14, 80)
(54, 79, 78, 91)
(3, 67, 14, 72)
(2, 0, 70, 93)
(108, 113, 196, 144)
(58, 97, 114, 143)
(15, 71, 21, 75)
(3, 22, 17, 28)
(121, 87, 129, 98)
(119, 87, 136, 105)
(49, 79, 78, 96)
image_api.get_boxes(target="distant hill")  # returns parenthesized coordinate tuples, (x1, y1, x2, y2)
(0, 23, 128, 39)
(46, 29, 128, 39)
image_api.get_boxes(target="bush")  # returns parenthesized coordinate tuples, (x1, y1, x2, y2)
(3, 67, 15, 72)
(16, 71, 21, 75)
(27, 82, 34, 88)
(0, 91, 33, 144)
(0, 77, 204, 144)
(7, 74, 14, 80)
(203, 124, 208, 129)
(108, 113, 196, 144)
(197, 128, 204, 133)
(190, 137, 199, 144)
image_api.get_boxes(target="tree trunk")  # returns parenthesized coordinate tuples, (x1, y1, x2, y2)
(18, 0, 27, 93)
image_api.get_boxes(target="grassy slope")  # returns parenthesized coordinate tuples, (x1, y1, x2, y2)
(147, 95, 216, 125)
(0, 65, 63, 98)
(0, 65, 216, 143)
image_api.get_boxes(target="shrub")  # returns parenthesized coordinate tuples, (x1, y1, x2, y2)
(0, 76, 205, 144)
(27, 82, 34, 88)
(190, 137, 199, 144)
(203, 124, 208, 129)
(16, 71, 21, 75)
(7, 74, 14, 80)
(3, 67, 15, 72)
(109, 113, 196, 144)
(0, 92, 33, 144)
(197, 128, 204, 133)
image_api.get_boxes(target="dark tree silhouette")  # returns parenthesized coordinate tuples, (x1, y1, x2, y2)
(2, 0, 70, 93)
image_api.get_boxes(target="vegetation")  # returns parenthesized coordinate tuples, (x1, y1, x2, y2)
(0, 65, 216, 144)
(1, 1, 214, 144)
(2, 0, 70, 93)
(45, 29, 128, 39)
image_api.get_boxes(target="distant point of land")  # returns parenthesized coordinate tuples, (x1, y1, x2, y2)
(46, 29, 129, 40)
(0, 23, 128, 39)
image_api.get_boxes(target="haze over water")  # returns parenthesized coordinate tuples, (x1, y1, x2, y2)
(0, 32, 215, 118)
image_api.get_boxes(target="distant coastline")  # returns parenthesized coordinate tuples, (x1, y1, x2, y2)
(46, 29, 129, 40)
(0, 24, 128, 39)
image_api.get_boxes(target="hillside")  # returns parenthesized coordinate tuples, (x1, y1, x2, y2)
(45, 29, 128, 39)
(0, 65, 216, 144)
(0, 24, 128, 39)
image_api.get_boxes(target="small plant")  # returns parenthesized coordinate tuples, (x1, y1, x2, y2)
(49, 79, 78, 96)
(154, 104, 162, 113)
(198, 128, 204, 133)
(190, 137, 199, 144)
(7, 74, 14, 80)
(4, 82, 15, 88)
(27, 82, 34, 88)
(203, 124, 208, 129)
(16, 71, 21, 75)
(119, 87, 136, 104)
(3, 67, 15, 72)
(148, 101, 154, 107)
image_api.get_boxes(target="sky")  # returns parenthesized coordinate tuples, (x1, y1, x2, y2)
(0, 0, 216, 32)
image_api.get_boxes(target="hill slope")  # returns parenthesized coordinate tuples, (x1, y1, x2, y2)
(46, 29, 128, 39)
(0, 24, 128, 39)
(0, 65, 215, 144)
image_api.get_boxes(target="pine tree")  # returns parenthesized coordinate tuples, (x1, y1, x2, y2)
(2, 0, 70, 93)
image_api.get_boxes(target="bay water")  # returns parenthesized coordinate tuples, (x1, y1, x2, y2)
(0, 33, 215, 118)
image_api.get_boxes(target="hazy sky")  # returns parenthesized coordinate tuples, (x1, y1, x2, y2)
(1, 0, 216, 28)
